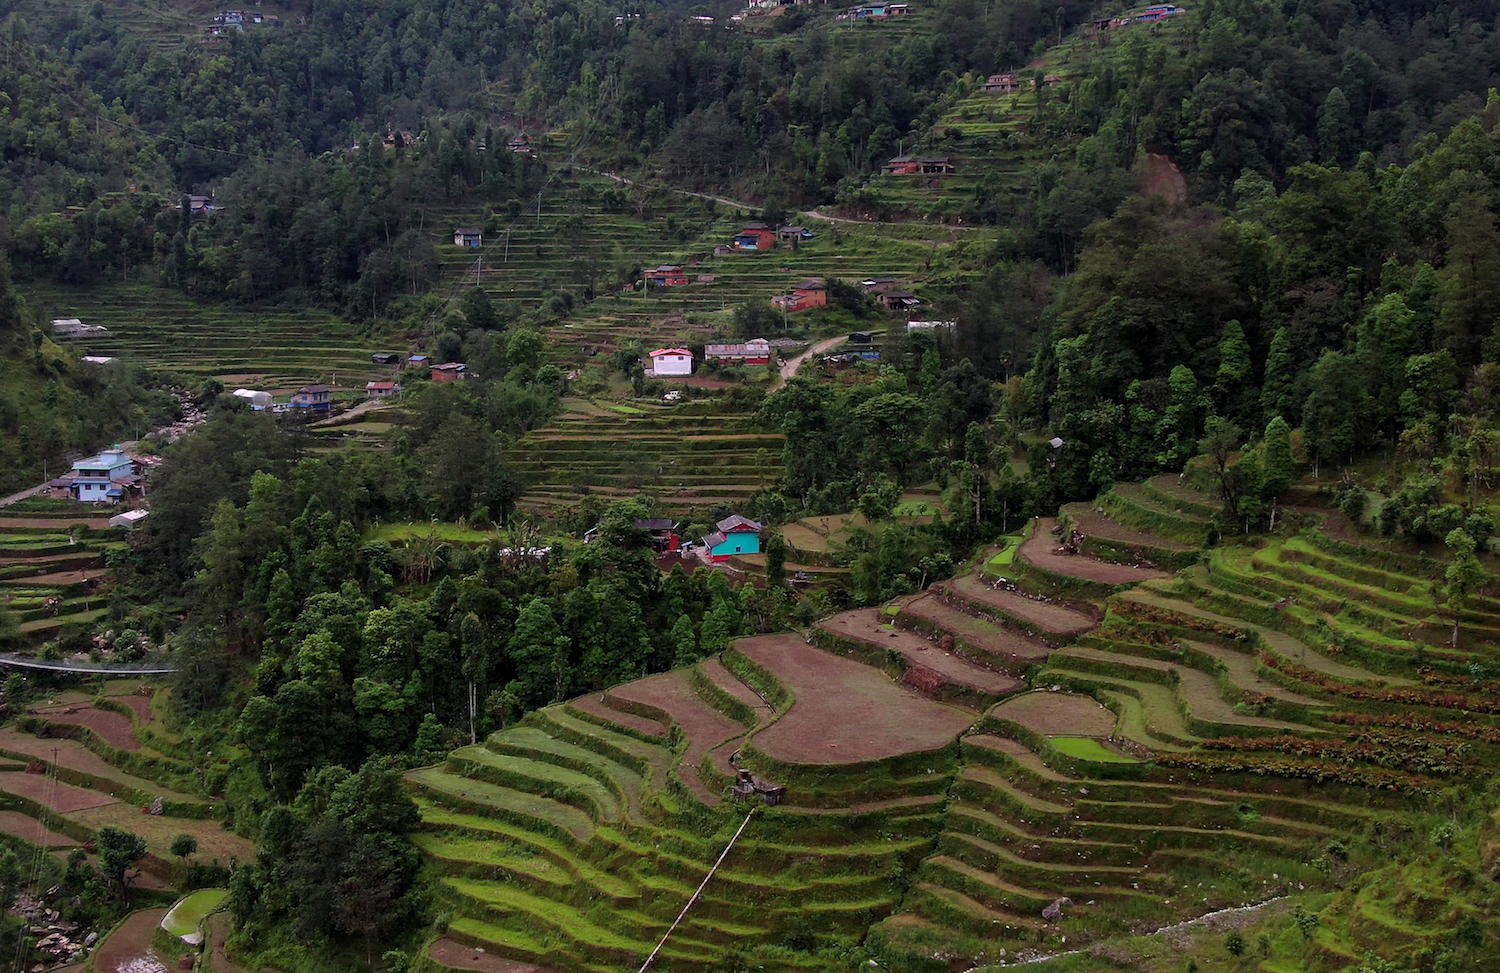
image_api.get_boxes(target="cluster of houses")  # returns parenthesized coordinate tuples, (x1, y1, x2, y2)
(1092, 3, 1185, 30)
(862, 277, 922, 313)
(881, 156, 955, 175)
(370, 352, 467, 384)
(981, 72, 1062, 93)
(50, 318, 109, 339)
(584, 514, 765, 563)
(718, 223, 813, 254)
(836, 2, 910, 21)
(204, 9, 278, 35)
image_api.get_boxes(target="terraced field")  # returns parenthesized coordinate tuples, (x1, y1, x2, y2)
(507, 398, 783, 516)
(0, 498, 126, 644)
(415, 476, 1500, 970)
(25, 283, 395, 392)
(0, 681, 249, 879)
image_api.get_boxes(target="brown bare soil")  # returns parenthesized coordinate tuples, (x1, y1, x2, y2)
(29, 703, 140, 750)
(946, 575, 1097, 635)
(0, 568, 98, 586)
(737, 635, 973, 765)
(70, 805, 255, 865)
(989, 691, 1117, 737)
(700, 656, 775, 720)
(817, 609, 1023, 696)
(94, 908, 176, 973)
(108, 694, 155, 723)
(0, 810, 77, 845)
(0, 517, 113, 530)
(608, 670, 746, 803)
(0, 771, 119, 812)
(1062, 503, 1192, 552)
(202, 912, 247, 973)
(898, 595, 1051, 665)
(0, 730, 200, 805)
(1022, 520, 1170, 585)
(565, 696, 667, 738)
(428, 938, 552, 973)
(1143, 152, 1188, 203)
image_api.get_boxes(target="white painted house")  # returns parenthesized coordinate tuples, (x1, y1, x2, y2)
(649, 347, 694, 376)
(70, 449, 135, 502)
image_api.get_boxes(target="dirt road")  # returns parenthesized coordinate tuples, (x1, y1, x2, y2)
(775, 335, 848, 388)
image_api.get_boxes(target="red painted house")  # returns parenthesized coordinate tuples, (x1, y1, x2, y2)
(647, 265, 691, 286)
(773, 279, 829, 312)
(733, 223, 776, 251)
(431, 362, 467, 382)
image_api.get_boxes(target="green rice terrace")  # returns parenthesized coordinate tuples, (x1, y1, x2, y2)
(410, 474, 1500, 972)
(23, 283, 396, 394)
(507, 397, 785, 519)
(0, 497, 125, 644)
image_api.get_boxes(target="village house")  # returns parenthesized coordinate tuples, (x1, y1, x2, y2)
(366, 381, 401, 398)
(431, 363, 467, 382)
(882, 156, 954, 175)
(907, 319, 957, 330)
(777, 225, 812, 242)
(453, 227, 483, 247)
(649, 348, 694, 376)
(51, 318, 109, 339)
(69, 448, 137, 503)
(372, 352, 401, 366)
(1137, 4, 1184, 21)
(1043, 73, 1062, 86)
(232, 388, 272, 410)
(983, 73, 1019, 92)
(878, 290, 921, 312)
(188, 195, 214, 214)
(848, 330, 876, 344)
(407, 354, 430, 368)
(646, 265, 691, 287)
(290, 384, 332, 410)
(772, 279, 828, 313)
(732, 223, 776, 251)
(701, 514, 764, 562)
(508, 135, 534, 153)
(862, 277, 899, 293)
(704, 337, 773, 365)
(585, 518, 682, 552)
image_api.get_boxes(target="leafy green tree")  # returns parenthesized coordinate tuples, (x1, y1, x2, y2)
(1215, 319, 1254, 425)
(1259, 327, 1296, 423)
(1444, 528, 1485, 648)
(1439, 194, 1500, 367)
(1263, 416, 1295, 500)
(96, 826, 149, 901)
(670, 613, 699, 668)
(764, 529, 787, 589)
(171, 833, 198, 869)
(507, 598, 570, 708)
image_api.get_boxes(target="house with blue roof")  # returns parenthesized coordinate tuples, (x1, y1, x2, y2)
(70, 448, 136, 503)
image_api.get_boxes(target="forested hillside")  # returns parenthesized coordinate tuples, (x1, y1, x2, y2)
(5, 1, 1500, 971)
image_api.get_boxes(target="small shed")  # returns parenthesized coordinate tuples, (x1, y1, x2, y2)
(372, 352, 400, 366)
(431, 363, 467, 382)
(453, 227, 483, 247)
(847, 330, 875, 344)
(109, 509, 149, 529)
(232, 388, 272, 410)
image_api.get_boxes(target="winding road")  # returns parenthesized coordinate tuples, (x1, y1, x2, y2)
(776, 335, 849, 388)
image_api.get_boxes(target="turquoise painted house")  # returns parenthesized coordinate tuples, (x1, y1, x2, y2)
(703, 514, 763, 562)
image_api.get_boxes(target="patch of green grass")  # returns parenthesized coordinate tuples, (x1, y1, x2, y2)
(1047, 737, 1138, 763)
(365, 522, 494, 544)
(161, 888, 228, 939)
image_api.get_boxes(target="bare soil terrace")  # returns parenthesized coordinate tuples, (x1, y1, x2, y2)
(989, 691, 1117, 737)
(30, 703, 141, 750)
(946, 575, 1097, 635)
(817, 609, 1024, 696)
(738, 635, 973, 764)
(1022, 519, 1171, 585)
